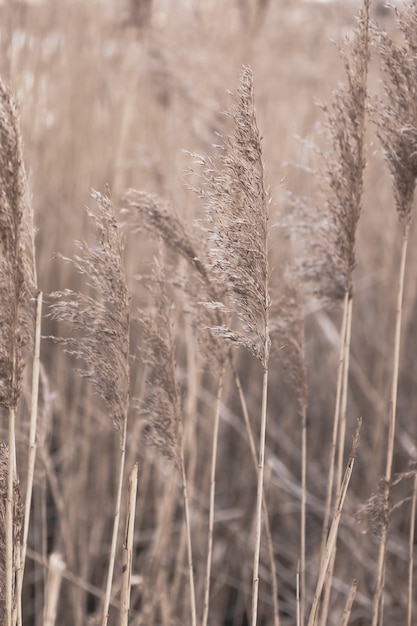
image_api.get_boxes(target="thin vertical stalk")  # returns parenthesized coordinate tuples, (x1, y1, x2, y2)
(372, 223, 409, 626)
(407, 472, 417, 626)
(300, 402, 307, 626)
(180, 450, 197, 626)
(6, 405, 16, 626)
(202, 367, 225, 626)
(320, 293, 353, 626)
(17, 291, 43, 624)
(307, 421, 361, 626)
(319, 290, 349, 570)
(120, 463, 139, 626)
(233, 364, 280, 626)
(102, 419, 128, 626)
(337, 295, 353, 489)
(341, 579, 358, 626)
(43, 553, 65, 626)
(251, 335, 270, 626)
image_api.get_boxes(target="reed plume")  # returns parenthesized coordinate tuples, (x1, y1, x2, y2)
(125, 187, 280, 624)
(137, 258, 197, 626)
(0, 78, 36, 626)
(196, 66, 271, 626)
(49, 189, 130, 626)
(371, 4, 417, 622)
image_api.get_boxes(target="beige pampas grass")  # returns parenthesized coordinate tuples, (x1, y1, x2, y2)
(197, 66, 271, 626)
(0, 78, 37, 626)
(371, 4, 417, 623)
(137, 258, 197, 626)
(49, 189, 130, 626)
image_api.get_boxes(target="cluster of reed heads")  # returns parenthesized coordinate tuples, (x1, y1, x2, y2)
(0, 0, 416, 624)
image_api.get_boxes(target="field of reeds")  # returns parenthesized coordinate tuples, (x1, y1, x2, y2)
(0, 0, 416, 624)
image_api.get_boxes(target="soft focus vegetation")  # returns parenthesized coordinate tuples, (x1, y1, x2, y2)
(0, 1, 416, 625)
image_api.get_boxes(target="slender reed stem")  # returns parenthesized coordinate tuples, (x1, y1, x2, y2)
(17, 292, 43, 615)
(337, 295, 353, 489)
(307, 420, 361, 626)
(43, 553, 66, 626)
(233, 363, 279, 626)
(251, 335, 271, 626)
(120, 463, 139, 626)
(102, 419, 128, 626)
(372, 223, 410, 626)
(319, 290, 349, 570)
(180, 449, 197, 626)
(6, 404, 16, 626)
(300, 402, 307, 626)
(320, 293, 353, 626)
(341, 579, 358, 626)
(407, 472, 417, 626)
(202, 368, 225, 626)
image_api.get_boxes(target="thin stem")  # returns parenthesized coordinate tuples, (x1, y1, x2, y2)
(43, 553, 66, 626)
(102, 417, 129, 626)
(6, 405, 16, 626)
(407, 472, 417, 626)
(233, 362, 280, 626)
(341, 579, 358, 626)
(251, 335, 270, 626)
(372, 223, 410, 626)
(320, 293, 353, 626)
(307, 420, 361, 626)
(319, 291, 349, 573)
(120, 463, 139, 626)
(300, 401, 307, 626)
(202, 367, 225, 626)
(17, 291, 43, 625)
(180, 449, 197, 626)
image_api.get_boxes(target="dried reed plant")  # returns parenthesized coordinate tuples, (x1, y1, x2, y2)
(197, 66, 271, 626)
(290, 3, 369, 621)
(49, 189, 131, 626)
(137, 258, 196, 626)
(125, 187, 280, 625)
(371, 4, 417, 623)
(0, 78, 37, 626)
(270, 276, 307, 626)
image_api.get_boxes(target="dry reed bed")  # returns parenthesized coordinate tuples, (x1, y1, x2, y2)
(0, 1, 416, 625)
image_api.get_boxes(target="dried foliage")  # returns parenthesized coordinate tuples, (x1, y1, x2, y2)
(0, 443, 23, 622)
(49, 190, 130, 433)
(373, 1, 417, 223)
(197, 66, 270, 363)
(0, 79, 36, 408)
(293, 0, 369, 302)
(137, 260, 182, 470)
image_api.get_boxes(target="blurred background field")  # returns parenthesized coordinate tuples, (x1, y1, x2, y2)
(2, 1, 416, 624)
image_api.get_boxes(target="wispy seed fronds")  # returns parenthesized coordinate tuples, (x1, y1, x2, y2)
(373, 2, 417, 223)
(138, 260, 182, 470)
(0, 443, 23, 621)
(0, 79, 36, 408)
(124, 190, 209, 281)
(294, 1, 369, 302)
(49, 190, 130, 433)
(200, 66, 270, 363)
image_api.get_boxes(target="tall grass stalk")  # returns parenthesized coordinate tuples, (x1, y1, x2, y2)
(202, 367, 224, 626)
(372, 3, 417, 619)
(407, 471, 417, 626)
(120, 462, 138, 626)
(49, 190, 130, 626)
(372, 224, 410, 625)
(307, 421, 361, 626)
(17, 290, 43, 626)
